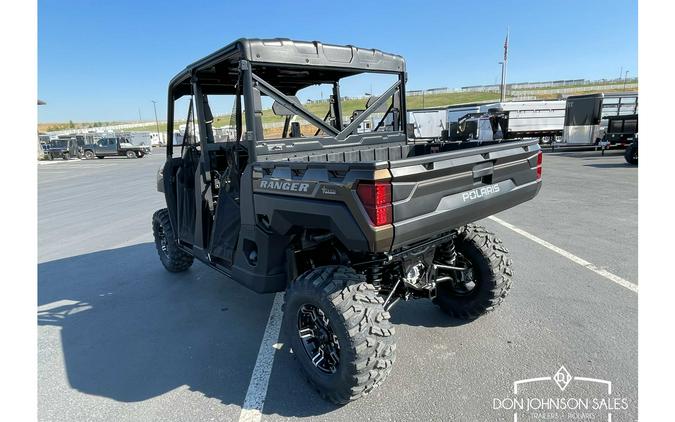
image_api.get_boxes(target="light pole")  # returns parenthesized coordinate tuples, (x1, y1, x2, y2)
(151, 100, 161, 137)
(623, 70, 629, 90)
(499, 61, 506, 102)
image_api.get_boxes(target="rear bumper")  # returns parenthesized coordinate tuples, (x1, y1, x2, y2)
(390, 179, 541, 250)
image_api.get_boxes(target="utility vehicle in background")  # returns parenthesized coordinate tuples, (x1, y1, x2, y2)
(82, 136, 150, 159)
(152, 38, 542, 404)
(42, 137, 81, 160)
(598, 114, 638, 163)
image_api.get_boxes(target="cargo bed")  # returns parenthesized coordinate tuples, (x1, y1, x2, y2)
(253, 138, 542, 253)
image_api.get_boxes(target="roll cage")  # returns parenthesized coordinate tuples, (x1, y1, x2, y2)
(165, 38, 408, 163)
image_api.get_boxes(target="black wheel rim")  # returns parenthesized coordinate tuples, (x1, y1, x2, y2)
(448, 255, 478, 296)
(297, 304, 340, 374)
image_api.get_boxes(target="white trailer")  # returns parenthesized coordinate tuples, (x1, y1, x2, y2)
(121, 131, 153, 147)
(150, 132, 166, 146)
(480, 100, 566, 140)
(408, 109, 447, 138)
(409, 101, 564, 142)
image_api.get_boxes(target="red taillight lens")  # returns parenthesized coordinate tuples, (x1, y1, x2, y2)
(536, 150, 543, 180)
(356, 181, 392, 226)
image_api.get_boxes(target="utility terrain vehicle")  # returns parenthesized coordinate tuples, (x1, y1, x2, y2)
(42, 137, 81, 160)
(152, 39, 542, 404)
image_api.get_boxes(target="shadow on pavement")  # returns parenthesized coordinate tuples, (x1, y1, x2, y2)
(388, 299, 473, 327)
(38, 243, 281, 410)
(546, 151, 623, 159)
(37, 243, 477, 418)
(584, 163, 636, 169)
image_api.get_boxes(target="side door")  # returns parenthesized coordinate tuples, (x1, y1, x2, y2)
(94, 138, 108, 155)
(102, 138, 118, 156)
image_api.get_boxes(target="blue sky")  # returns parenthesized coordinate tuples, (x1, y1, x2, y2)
(38, 0, 637, 122)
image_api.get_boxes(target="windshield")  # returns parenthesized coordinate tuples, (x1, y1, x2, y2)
(51, 140, 68, 148)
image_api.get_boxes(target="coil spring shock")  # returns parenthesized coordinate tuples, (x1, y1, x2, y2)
(436, 237, 457, 265)
(364, 263, 384, 287)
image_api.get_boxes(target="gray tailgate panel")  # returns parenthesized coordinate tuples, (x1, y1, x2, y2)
(389, 141, 541, 249)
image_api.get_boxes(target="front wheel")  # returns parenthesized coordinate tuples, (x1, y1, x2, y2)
(624, 142, 638, 165)
(283, 266, 397, 404)
(433, 224, 513, 320)
(152, 208, 193, 272)
(126, 150, 137, 159)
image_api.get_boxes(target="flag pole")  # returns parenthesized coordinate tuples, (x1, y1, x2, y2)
(501, 27, 509, 102)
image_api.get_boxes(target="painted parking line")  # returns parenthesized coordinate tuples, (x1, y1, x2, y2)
(238, 292, 285, 422)
(488, 215, 638, 293)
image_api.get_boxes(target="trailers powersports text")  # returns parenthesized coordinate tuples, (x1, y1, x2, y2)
(152, 38, 543, 404)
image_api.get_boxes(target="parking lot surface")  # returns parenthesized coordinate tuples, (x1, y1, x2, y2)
(38, 149, 637, 421)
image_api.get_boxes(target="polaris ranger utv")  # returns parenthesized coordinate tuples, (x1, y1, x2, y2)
(153, 39, 542, 404)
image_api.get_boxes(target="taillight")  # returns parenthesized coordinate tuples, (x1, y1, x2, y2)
(536, 150, 543, 180)
(356, 181, 392, 226)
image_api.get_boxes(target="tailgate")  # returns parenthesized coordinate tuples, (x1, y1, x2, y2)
(389, 140, 541, 249)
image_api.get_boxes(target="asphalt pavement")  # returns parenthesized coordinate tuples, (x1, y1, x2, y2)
(38, 148, 638, 421)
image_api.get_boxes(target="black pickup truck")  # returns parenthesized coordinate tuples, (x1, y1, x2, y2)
(152, 39, 542, 404)
(82, 136, 150, 159)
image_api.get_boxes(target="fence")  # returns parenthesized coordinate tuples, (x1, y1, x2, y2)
(512, 83, 638, 97)
(45, 121, 162, 136)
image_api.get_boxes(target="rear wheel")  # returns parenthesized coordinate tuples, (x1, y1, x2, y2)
(83, 150, 95, 159)
(152, 208, 193, 272)
(283, 266, 396, 404)
(624, 142, 638, 165)
(433, 224, 513, 320)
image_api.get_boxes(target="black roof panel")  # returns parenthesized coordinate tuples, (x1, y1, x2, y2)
(169, 38, 405, 97)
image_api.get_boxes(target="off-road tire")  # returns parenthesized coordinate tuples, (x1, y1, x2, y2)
(433, 224, 513, 320)
(283, 265, 397, 404)
(624, 143, 637, 165)
(83, 150, 95, 160)
(126, 150, 137, 159)
(152, 208, 193, 272)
